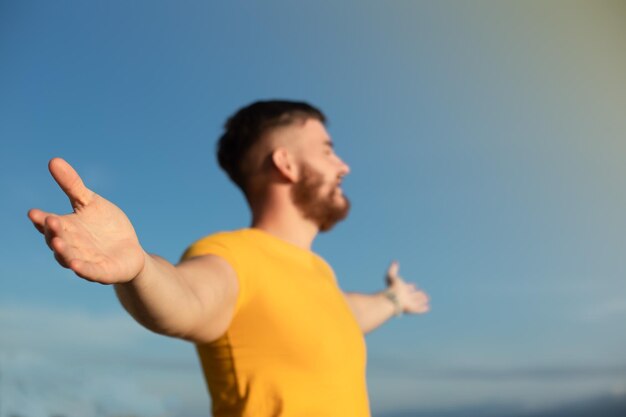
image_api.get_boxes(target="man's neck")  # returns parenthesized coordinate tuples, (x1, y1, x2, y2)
(251, 208, 318, 250)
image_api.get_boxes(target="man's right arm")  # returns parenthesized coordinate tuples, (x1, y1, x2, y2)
(29, 158, 238, 345)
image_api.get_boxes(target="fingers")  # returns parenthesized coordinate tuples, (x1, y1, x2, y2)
(28, 208, 53, 234)
(39, 220, 111, 283)
(49, 230, 77, 264)
(52, 239, 72, 269)
(42, 216, 58, 248)
(48, 158, 94, 208)
(48, 237, 107, 283)
(43, 215, 66, 248)
(29, 209, 71, 263)
(30, 210, 78, 249)
(35, 214, 81, 271)
(409, 291, 430, 314)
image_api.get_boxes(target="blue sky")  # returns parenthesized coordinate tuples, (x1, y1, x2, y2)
(1, 1, 626, 416)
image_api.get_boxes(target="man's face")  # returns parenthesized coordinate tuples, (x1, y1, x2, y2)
(288, 119, 351, 231)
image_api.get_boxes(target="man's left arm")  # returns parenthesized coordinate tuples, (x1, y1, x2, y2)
(344, 261, 430, 334)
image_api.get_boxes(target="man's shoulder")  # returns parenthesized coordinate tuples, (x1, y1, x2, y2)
(180, 228, 251, 262)
(194, 228, 250, 244)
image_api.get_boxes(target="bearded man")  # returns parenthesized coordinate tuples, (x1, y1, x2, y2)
(28, 100, 430, 416)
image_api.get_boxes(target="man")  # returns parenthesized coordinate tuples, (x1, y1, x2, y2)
(28, 100, 430, 416)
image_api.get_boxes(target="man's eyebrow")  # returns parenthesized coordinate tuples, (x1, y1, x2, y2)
(323, 139, 334, 148)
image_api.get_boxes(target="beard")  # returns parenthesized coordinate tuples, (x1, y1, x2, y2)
(290, 163, 351, 232)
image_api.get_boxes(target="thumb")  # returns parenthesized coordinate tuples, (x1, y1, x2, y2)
(49, 158, 94, 208)
(386, 260, 401, 285)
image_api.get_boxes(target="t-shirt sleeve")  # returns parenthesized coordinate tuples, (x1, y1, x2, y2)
(180, 232, 248, 314)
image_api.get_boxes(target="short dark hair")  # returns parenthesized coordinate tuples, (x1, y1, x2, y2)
(217, 100, 326, 195)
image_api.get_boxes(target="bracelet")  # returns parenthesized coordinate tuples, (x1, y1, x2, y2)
(383, 288, 403, 317)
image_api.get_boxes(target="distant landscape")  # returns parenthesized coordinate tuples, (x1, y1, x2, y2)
(1, 392, 626, 417)
(378, 394, 626, 417)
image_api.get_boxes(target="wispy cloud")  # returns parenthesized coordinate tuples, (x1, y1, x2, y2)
(1, 304, 145, 354)
(0, 304, 209, 417)
(368, 359, 626, 381)
(375, 393, 626, 417)
(1, 352, 170, 417)
(2, 304, 625, 416)
(367, 353, 626, 414)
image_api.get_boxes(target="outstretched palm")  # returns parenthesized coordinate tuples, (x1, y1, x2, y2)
(28, 158, 145, 284)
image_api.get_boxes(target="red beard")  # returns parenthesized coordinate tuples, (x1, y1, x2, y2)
(291, 163, 351, 232)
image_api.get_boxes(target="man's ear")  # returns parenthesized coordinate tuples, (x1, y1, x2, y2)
(271, 147, 298, 183)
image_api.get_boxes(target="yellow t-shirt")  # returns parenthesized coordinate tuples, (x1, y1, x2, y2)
(181, 228, 370, 417)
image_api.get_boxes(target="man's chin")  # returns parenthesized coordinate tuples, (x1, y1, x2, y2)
(337, 198, 349, 211)
(331, 195, 351, 222)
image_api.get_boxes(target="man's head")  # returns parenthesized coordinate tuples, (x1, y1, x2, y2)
(217, 100, 351, 231)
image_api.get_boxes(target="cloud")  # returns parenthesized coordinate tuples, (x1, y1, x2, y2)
(2, 304, 624, 417)
(367, 373, 626, 416)
(0, 304, 145, 354)
(0, 304, 209, 417)
(1, 351, 170, 417)
(375, 393, 626, 417)
(368, 351, 626, 381)
(366, 353, 626, 414)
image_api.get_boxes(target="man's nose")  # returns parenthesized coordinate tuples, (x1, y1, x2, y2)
(337, 156, 350, 176)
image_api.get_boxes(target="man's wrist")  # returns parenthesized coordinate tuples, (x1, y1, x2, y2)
(382, 288, 403, 317)
(118, 250, 151, 287)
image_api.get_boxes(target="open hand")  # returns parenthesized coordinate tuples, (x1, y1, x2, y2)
(386, 261, 430, 314)
(28, 158, 145, 284)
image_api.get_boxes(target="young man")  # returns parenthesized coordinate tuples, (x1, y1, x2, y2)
(28, 100, 430, 416)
